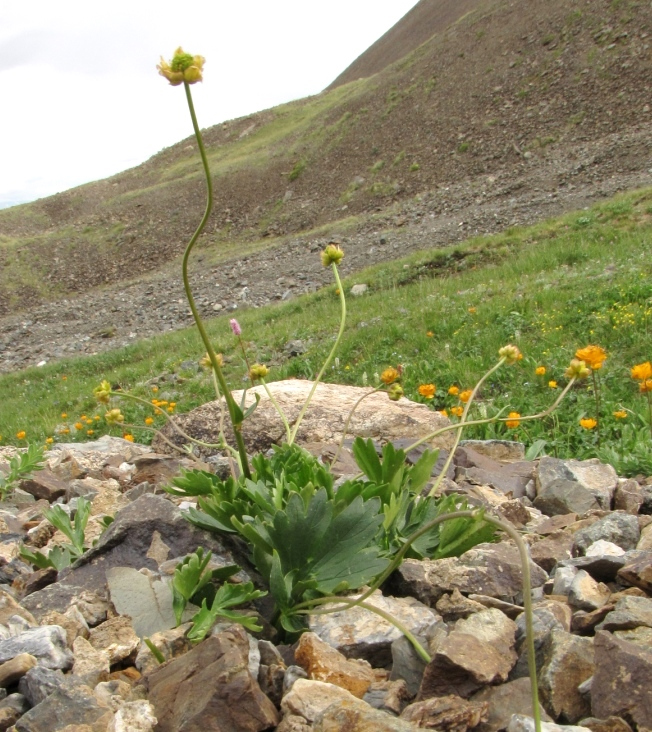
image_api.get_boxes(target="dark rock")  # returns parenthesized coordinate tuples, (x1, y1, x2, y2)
(613, 479, 644, 514)
(534, 480, 600, 517)
(0, 693, 30, 730)
(472, 677, 552, 732)
(616, 550, 652, 593)
(18, 666, 67, 706)
(21, 584, 108, 625)
(18, 470, 68, 502)
(530, 531, 574, 573)
(401, 694, 488, 731)
(596, 595, 652, 632)
(572, 513, 640, 556)
(13, 683, 113, 732)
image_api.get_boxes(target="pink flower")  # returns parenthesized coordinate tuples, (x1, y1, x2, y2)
(229, 319, 241, 336)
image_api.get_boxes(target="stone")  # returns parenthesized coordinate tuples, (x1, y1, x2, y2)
(401, 694, 488, 731)
(59, 494, 251, 597)
(389, 633, 429, 696)
(363, 680, 411, 716)
(313, 696, 420, 732)
(539, 630, 594, 723)
(21, 584, 110, 626)
(596, 595, 652, 631)
(616, 550, 652, 593)
(0, 693, 30, 729)
(0, 588, 37, 626)
(134, 624, 192, 675)
(154, 380, 454, 456)
(459, 440, 525, 462)
(556, 553, 629, 583)
(295, 632, 374, 698)
(0, 653, 37, 687)
(511, 605, 569, 679)
(535, 457, 618, 515)
(508, 716, 591, 732)
(350, 284, 368, 296)
(71, 636, 110, 687)
(572, 513, 640, 555)
(41, 607, 90, 647)
(0, 626, 73, 670)
(578, 717, 634, 732)
(638, 522, 652, 550)
(613, 625, 652, 649)
(591, 630, 652, 728)
(571, 605, 614, 635)
(108, 700, 157, 732)
(143, 625, 279, 732)
(308, 590, 439, 666)
(614, 479, 644, 514)
(395, 542, 548, 605)
(13, 683, 114, 732)
(281, 678, 359, 723)
(568, 570, 611, 611)
(585, 540, 625, 557)
(435, 589, 486, 621)
(552, 566, 578, 597)
(530, 531, 574, 573)
(534, 481, 600, 517)
(276, 715, 312, 732)
(472, 677, 552, 732)
(89, 616, 139, 665)
(93, 679, 131, 711)
(18, 665, 67, 706)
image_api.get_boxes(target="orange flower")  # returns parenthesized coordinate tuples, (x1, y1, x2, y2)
(631, 362, 652, 381)
(418, 384, 436, 399)
(74, 422, 83, 430)
(123, 434, 135, 442)
(167, 406, 175, 413)
(580, 418, 597, 430)
(613, 410, 627, 419)
(468, 307, 477, 314)
(426, 331, 434, 338)
(16, 431, 26, 440)
(380, 367, 400, 385)
(448, 385, 459, 396)
(548, 380, 557, 389)
(438, 409, 448, 417)
(505, 412, 521, 429)
(535, 366, 546, 376)
(86, 429, 94, 436)
(61, 413, 68, 419)
(145, 417, 154, 426)
(459, 389, 473, 403)
(640, 379, 652, 394)
(575, 345, 607, 370)
(45, 437, 54, 444)
(61, 428, 70, 435)
(152, 386, 159, 393)
(450, 406, 464, 417)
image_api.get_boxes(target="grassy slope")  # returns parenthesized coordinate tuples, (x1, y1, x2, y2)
(1, 188, 651, 473)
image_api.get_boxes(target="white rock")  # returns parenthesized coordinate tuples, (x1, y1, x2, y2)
(281, 678, 358, 723)
(585, 540, 625, 557)
(508, 714, 591, 732)
(109, 700, 158, 732)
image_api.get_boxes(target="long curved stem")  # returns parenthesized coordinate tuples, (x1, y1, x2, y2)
(288, 264, 347, 445)
(261, 380, 292, 443)
(182, 81, 250, 478)
(331, 386, 383, 465)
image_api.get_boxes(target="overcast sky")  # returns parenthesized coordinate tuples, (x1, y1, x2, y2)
(0, 1, 420, 210)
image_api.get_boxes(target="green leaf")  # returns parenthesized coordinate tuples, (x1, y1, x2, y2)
(242, 392, 260, 420)
(165, 469, 220, 497)
(269, 550, 291, 609)
(172, 548, 213, 626)
(408, 449, 440, 493)
(352, 438, 383, 483)
(186, 581, 266, 642)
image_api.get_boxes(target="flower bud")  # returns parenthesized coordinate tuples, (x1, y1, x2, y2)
(93, 380, 112, 404)
(157, 47, 205, 85)
(249, 363, 269, 381)
(380, 367, 400, 385)
(387, 383, 404, 401)
(321, 243, 344, 267)
(498, 344, 521, 365)
(565, 359, 590, 380)
(105, 408, 125, 425)
(200, 352, 224, 369)
(229, 319, 242, 336)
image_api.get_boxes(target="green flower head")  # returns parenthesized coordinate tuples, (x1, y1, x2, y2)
(157, 47, 205, 86)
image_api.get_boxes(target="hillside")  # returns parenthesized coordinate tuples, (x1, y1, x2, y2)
(0, 0, 651, 324)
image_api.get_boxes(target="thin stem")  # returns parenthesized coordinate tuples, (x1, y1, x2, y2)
(117, 421, 202, 461)
(592, 370, 601, 447)
(182, 81, 251, 478)
(331, 386, 383, 465)
(261, 380, 292, 443)
(646, 391, 652, 439)
(288, 264, 347, 445)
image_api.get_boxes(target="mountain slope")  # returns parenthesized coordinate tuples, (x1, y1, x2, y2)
(0, 0, 651, 316)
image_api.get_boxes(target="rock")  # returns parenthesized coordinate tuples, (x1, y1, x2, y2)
(41, 608, 89, 648)
(134, 624, 192, 675)
(295, 632, 374, 698)
(578, 717, 633, 732)
(309, 591, 439, 666)
(88, 616, 139, 665)
(613, 625, 652, 649)
(401, 694, 489, 731)
(638, 522, 652, 550)
(568, 570, 611, 611)
(539, 630, 594, 723)
(363, 680, 411, 715)
(435, 589, 487, 621)
(154, 380, 454, 456)
(613, 479, 644, 514)
(0, 588, 37, 626)
(552, 566, 578, 597)
(71, 636, 110, 687)
(0, 626, 73, 670)
(389, 632, 430, 696)
(459, 440, 525, 462)
(0, 693, 30, 729)
(142, 625, 279, 732)
(472, 677, 552, 732)
(18, 665, 67, 706)
(508, 716, 591, 732)
(616, 550, 652, 593)
(585, 540, 625, 557)
(572, 513, 640, 555)
(107, 700, 157, 732)
(555, 552, 629, 584)
(596, 595, 652, 631)
(281, 678, 359, 723)
(93, 679, 131, 711)
(395, 542, 548, 605)
(530, 531, 574, 573)
(19, 469, 68, 502)
(13, 683, 114, 731)
(313, 696, 420, 731)
(350, 284, 368, 296)
(591, 630, 652, 728)
(511, 604, 570, 679)
(21, 585, 110, 626)
(276, 714, 312, 732)
(0, 653, 37, 687)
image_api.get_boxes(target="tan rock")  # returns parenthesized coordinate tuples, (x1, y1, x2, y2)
(281, 678, 360, 723)
(401, 694, 489, 731)
(313, 696, 421, 731)
(72, 636, 110, 688)
(0, 652, 37, 687)
(41, 608, 90, 648)
(89, 616, 139, 665)
(0, 587, 37, 626)
(295, 632, 374, 698)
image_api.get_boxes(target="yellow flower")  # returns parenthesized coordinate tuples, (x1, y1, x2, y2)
(249, 363, 270, 381)
(123, 434, 135, 443)
(94, 415, 100, 421)
(45, 437, 54, 444)
(387, 384, 404, 401)
(450, 406, 464, 417)
(426, 331, 434, 338)
(535, 366, 546, 376)
(145, 417, 154, 426)
(505, 412, 521, 429)
(157, 48, 205, 86)
(61, 375, 67, 381)
(380, 367, 400, 385)
(105, 409, 125, 426)
(438, 409, 448, 417)
(169, 402, 176, 408)
(167, 406, 175, 413)
(61, 428, 70, 435)
(448, 385, 459, 396)
(575, 345, 607, 371)
(61, 412, 68, 419)
(200, 352, 224, 369)
(320, 243, 344, 267)
(499, 344, 521, 364)
(548, 380, 558, 389)
(16, 431, 26, 440)
(152, 386, 159, 393)
(418, 384, 436, 399)
(640, 379, 652, 394)
(580, 418, 597, 430)
(565, 359, 590, 380)
(158, 401, 168, 406)
(613, 410, 628, 419)
(631, 361, 652, 381)
(468, 307, 477, 314)
(459, 389, 473, 404)
(86, 429, 94, 436)
(74, 422, 83, 430)
(93, 380, 112, 404)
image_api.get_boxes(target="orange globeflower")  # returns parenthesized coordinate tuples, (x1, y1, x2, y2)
(438, 409, 448, 417)
(535, 366, 546, 376)
(631, 362, 652, 381)
(505, 412, 521, 429)
(61, 412, 68, 419)
(459, 389, 473, 403)
(580, 418, 597, 430)
(418, 384, 436, 399)
(448, 385, 460, 396)
(145, 417, 154, 426)
(123, 434, 135, 442)
(74, 422, 83, 430)
(575, 345, 607, 370)
(86, 429, 94, 436)
(640, 379, 652, 393)
(450, 406, 464, 417)
(426, 331, 434, 338)
(548, 380, 557, 389)
(613, 410, 628, 419)
(380, 367, 400, 385)
(45, 437, 54, 444)
(16, 431, 26, 440)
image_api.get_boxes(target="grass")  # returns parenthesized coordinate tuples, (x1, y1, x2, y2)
(1, 188, 652, 475)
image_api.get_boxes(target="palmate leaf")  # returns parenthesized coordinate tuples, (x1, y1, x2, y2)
(172, 548, 213, 625)
(187, 581, 266, 642)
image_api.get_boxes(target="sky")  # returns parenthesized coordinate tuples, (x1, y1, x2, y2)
(0, 1, 420, 210)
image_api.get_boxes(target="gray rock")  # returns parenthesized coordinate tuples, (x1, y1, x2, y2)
(616, 550, 652, 593)
(472, 677, 552, 732)
(511, 605, 567, 680)
(613, 626, 652, 650)
(552, 566, 578, 596)
(568, 570, 611, 611)
(390, 634, 428, 696)
(0, 693, 30, 730)
(555, 553, 630, 583)
(459, 440, 525, 462)
(535, 457, 618, 516)
(109, 699, 157, 731)
(572, 514, 640, 556)
(534, 480, 600, 517)
(508, 715, 591, 732)
(591, 630, 652, 729)
(314, 696, 419, 731)
(350, 284, 368, 296)
(21, 584, 109, 625)
(401, 694, 489, 730)
(597, 595, 652, 631)
(0, 626, 72, 670)
(614, 478, 644, 514)
(18, 666, 67, 706)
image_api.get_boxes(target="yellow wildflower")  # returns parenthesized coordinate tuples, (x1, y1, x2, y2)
(468, 307, 477, 314)
(459, 389, 473, 404)
(320, 243, 344, 267)
(380, 367, 400, 385)
(93, 381, 112, 404)
(123, 434, 135, 443)
(86, 429, 94, 436)
(640, 379, 652, 394)
(74, 422, 83, 431)
(575, 345, 607, 370)
(631, 362, 652, 381)
(249, 364, 270, 381)
(548, 380, 558, 389)
(105, 409, 125, 426)
(145, 417, 154, 426)
(426, 331, 434, 337)
(580, 418, 597, 430)
(535, 366, 546, 376)
(450, 406, 464, 417)
(418, 384, 436, 399)
(505, 412, 521, 429)
(448, 385, 459, 396)
(61, 413, 68, 419)
(438, 409, 448, 417)
(613, 410, 627, 419)
(45, 437, 54, 444)
(16, 431, 26, 440)
(157, 47, 205, 86)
